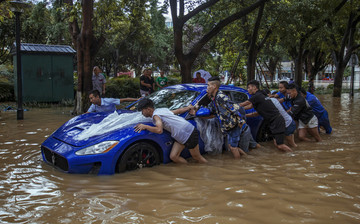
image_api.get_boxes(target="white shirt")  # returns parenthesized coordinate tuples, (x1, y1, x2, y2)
(270, 98, 293, 128)
(152, 108, 194, 144)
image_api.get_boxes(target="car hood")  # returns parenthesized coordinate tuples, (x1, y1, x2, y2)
(52, 110, 152, 147)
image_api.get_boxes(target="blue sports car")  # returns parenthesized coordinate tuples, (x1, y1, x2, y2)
(41, 84, 267, 175)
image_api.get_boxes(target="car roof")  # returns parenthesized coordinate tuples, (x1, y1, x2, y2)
(165, 83, 248, 93)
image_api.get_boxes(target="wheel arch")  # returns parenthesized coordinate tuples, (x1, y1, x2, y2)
(114, 139, 164, 173)
(255, 119, 273, 142)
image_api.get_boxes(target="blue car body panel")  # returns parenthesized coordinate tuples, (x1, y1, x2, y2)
(41, 84, 263, 175)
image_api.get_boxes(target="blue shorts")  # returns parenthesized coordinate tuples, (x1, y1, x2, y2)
(227, 126, 241, 148)
(318, 111, 332, 134)
(284, 120, 296, 136)
(238, 124, 256, 153)
(227, 124, 256, 153)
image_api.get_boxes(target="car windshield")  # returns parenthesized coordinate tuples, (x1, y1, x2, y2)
(129, 89, 200, 111)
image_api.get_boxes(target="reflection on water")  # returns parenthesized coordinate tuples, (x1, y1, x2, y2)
(0, 94, 360, 223)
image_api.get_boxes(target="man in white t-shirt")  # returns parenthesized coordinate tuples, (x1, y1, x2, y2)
(134, 98, 207, 164)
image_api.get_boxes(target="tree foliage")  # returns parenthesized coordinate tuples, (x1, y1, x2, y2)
(1, 0, 359, 102)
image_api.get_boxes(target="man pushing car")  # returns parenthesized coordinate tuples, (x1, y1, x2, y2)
(134, 98, 208, 164)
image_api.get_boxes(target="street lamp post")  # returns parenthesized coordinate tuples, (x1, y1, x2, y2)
(15, 10, 23, 120)
(10, 0, 28, 120)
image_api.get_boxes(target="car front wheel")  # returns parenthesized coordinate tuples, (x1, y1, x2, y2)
(117, 142, 160, 173)
(256, 122, 273, 142)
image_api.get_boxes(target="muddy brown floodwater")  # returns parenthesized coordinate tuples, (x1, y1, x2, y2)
(0, 94, 360, 224)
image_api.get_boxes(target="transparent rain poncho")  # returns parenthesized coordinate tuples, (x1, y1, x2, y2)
(195, 117, 224, 154)
(75, 111, 152, 141)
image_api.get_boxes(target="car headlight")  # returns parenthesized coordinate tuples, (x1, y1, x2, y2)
(75, 141, 119, 155)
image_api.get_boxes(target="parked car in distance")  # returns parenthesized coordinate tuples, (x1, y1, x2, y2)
(322, 77, 334, 81)
(41, 84, 267, 175)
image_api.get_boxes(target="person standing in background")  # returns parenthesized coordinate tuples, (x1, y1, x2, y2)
(156, 71, 168, 90)
(192, 72, 206, 83)
(92, 66, 106, 96)
(140, 69, 155, 97)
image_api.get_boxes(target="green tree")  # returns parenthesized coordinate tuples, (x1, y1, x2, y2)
(47, 0, 72, 45)
(22, 1, 49, 44)
(64, 0, 106, 114)
(93, 0, 128, 76)
(0, 8, 14, 64)
(148, 0, 173, 71)
(328, 0, 360, 97)
(273, 0, 348, 87)
(170, 0, 270, 83)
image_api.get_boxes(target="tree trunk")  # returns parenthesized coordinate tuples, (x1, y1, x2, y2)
(331, 10, 360, 97)
(333, 63, 346, 97)
(229, 49, 242, 84)
(247, 2, 264, 82)
(269, 58, 278, 84)
(65, 0, 105, 114)
(247, 50, 257, 82)
(294, 40, 304, 87)
(180, 61, 193, 83)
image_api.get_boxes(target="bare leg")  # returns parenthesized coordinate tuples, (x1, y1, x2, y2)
(189, 145, 208, 163)
(276, 143, 293, 152)
(228, 144, 247, 158)
(307, 127, 322, 142)
(298, 128, 312, 141)
(238, 148, 247, 156)
(169, 142, 188, 164)
(285, 134, 297, 147)
(228, 144, 240, 159)
(273, 139, 293, 152)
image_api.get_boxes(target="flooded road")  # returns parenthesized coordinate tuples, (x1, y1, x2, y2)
(0, 94, 359, 223)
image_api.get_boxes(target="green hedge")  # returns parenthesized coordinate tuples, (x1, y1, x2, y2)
(0, 82, 14, 102)
(104, 77, 141, 98)
(104, 76, 181, 99)
(167, 76, 181, 86)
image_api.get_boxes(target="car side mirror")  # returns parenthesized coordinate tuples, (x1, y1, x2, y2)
(196, 107, 211, 117)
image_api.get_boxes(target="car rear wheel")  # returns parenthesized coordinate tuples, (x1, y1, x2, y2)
(117, 142, 160, 173)
(256, 122, 273, 142)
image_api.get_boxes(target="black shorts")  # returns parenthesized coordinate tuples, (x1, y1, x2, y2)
(184, 129, 199, 149)
(270, 115, 285, 145)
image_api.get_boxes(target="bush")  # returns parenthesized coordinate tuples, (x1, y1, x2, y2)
(167, 76, 181, 85)
(270, 82, 278, 89)
(301, 81, 309, 90)
(0, 82, 14, 102)
(327, 84, 334, 90)
(103, 74, 181, 99)
(105, 77, 141, 98)
(0, 64, 14, 83)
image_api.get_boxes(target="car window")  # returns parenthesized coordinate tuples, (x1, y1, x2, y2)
(129, 89, 200, 111)
(230, 91, 249, 103)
